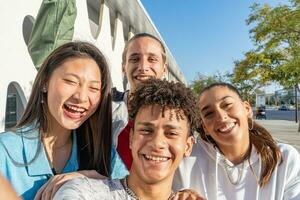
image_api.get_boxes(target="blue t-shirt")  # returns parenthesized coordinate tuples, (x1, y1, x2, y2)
(0, 125, 128, 200)
(0, 127, 78, 200)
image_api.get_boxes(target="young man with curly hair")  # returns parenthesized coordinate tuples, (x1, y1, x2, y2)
(113, 33, 168, 172)
(54, 79, 202, 200)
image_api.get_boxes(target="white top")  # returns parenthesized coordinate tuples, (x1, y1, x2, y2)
(173, 139, 300, 200)
(53, 177, 132, 200)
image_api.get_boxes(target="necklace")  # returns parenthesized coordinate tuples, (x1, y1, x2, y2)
(122, 176, 175, 200)
(222, 158, 245, 185)
(123, 176, 139, 200)
(220, 143, 253, 185)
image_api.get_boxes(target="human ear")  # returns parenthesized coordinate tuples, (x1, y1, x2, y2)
(122, 64, 126, 74)
(129, 128, 133, 149)
(184, 136, 194, 157)
(163, 63, 168, 74)
(243, 101, 253, 118)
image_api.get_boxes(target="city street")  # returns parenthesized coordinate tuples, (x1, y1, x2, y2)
(254, 109, 299, 121)
(256, 120, 300, 152)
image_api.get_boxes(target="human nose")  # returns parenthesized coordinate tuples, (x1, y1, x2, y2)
(138, 58, 150, 72)
(149, 131, 167, 149)
(73, 85, 89, 103)
(215, 108, 228, 122)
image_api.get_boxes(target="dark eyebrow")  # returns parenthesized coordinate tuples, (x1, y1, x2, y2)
(148, 53, 159, 57)
(128, 53, 140, 58)
(163, 124, 183, 130)
(136, 121, 153, 127)
(136, 122, 183, 130)
(200, 95, 233, 113)
(64, 73, 101, 84)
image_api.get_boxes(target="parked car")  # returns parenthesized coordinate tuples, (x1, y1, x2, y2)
(278, 105, 289, 111)
(256, 106, 266, 119)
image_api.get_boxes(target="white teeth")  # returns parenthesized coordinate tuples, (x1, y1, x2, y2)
(136, 76, 150, 81)
(218, 123, 235, 132)
(144, 155, 168, 161)
(65, 104, 86, 113)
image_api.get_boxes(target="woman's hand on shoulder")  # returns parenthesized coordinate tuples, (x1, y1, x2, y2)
(34, 170, 106, 200)
(172, 189, 205, 200)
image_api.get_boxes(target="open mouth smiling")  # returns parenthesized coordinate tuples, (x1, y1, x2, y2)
(63, 104, 87, 118)
(143, 154, 170, 162)
(216, 122, 236, 134)
(134, 75, 153, 81)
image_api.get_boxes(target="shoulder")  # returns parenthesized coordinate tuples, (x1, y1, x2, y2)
(54, 177, 124, 200)
(278, 143, 300, 162)
(0, 128, 39, 165)
(54, 177, 94, 199)
(112, 89, 128, 119)
(276, 143, 300, 199)
(0, 131, 21, 142)
(0, 131, 23, 155)
(112, 88, 126, 102)
(191, 139, 215, 159)
(276, 143, 300, 178)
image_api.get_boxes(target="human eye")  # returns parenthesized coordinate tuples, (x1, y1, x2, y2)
(203, 111, 213, 118)
(167, 131, 179, 137)
(89, 87, 100, 93)
(223, 101, 233, 109)
(148, 56, 158, 63)
(138, 127, 152, 135)
(89, 83, 101, 93)
(129, 56, 139, 63)
(63, 78, 78, 85)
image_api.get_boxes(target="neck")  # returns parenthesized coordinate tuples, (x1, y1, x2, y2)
(42, 127, 73, 174)
(42, 125, 72, 149)
(127, 90, 133, 112)
(127, 173, 173, 200)
(219, 139, 251, 165)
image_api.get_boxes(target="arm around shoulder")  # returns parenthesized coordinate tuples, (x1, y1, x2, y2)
(53, 177, 93, 200)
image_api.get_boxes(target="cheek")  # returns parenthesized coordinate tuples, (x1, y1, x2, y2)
(90, 93, 101, 107)
(170, 140, 187, 158)
(126, 64, 137, 74)
(47, 88, 64, 107)
(202, 119, 214, 132)
(131, 136, 144, 155)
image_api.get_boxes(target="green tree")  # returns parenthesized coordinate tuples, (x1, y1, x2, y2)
(233, 0, 300, 128)
(190, 71, 230, 94)
(233, 0, 300, 88)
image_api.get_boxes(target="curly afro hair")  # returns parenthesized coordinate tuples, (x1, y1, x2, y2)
(129, 78, 200, 136)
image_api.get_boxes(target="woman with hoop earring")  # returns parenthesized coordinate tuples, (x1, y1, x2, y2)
(173, 82, 300, 200)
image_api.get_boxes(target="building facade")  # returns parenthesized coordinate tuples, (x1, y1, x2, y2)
(0, 0, 186, 132)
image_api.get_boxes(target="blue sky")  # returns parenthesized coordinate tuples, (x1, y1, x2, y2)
(141, 0, 289, 85)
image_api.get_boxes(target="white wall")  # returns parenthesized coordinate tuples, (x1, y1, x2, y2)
(0, 0, 41, 132)
(0, 0, 185, 131)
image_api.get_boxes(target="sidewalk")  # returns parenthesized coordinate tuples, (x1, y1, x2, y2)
(255, 120, 300, 152)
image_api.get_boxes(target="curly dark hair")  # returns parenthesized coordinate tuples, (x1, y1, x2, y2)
(129, 78, 200, 136)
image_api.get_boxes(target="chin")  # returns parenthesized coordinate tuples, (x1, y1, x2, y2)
(142, 172, 168, 184)
(62, 121, 83, 130)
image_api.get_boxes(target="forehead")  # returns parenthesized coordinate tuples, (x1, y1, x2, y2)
(135, 105, 188, 125)
(199, 86, 240, 104)
(127, 37, 163, 55)
(51, 57, 101, 78)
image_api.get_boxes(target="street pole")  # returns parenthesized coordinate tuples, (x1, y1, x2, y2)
(295, 84, 298, 123)
(295, 84, 300, 132)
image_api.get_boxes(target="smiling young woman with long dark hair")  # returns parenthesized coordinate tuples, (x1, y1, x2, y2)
(0, 41, 122, 200)
(174, 82, 300, 200)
